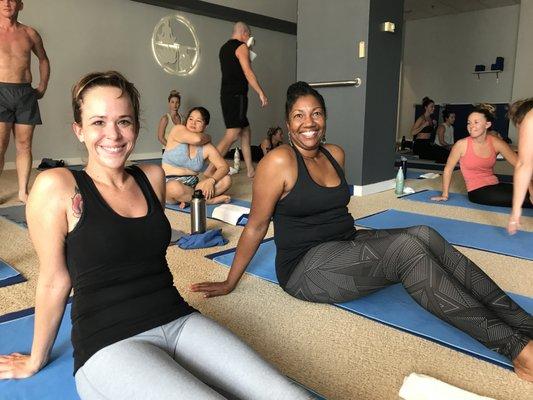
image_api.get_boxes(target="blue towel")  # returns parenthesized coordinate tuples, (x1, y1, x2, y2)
(177, 229, 228, 249)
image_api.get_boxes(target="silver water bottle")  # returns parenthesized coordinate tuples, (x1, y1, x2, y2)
(191, 190, 206, 234)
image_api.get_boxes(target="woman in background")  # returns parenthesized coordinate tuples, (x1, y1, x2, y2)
(411, 97, 449, 163)
(260, 126, 284, 156)
(432, 104, 533, 208)
(157, 90, 182, 152)
(163, 107, 232, 206)
(434, 108, 455, 149)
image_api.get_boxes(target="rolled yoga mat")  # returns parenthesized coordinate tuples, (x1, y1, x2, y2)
(0, 302, 324, 400)
(0, 258, 25, 288)
(206, 239, 533, 369)
(166, 198, 251, 226)
(401, 190, 533, 217)
(356, 209, 533, 261)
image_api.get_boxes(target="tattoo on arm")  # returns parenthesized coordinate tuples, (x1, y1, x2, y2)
(71, 187, 84, 218)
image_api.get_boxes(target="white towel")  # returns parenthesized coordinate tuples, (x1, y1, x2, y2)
(399, 373, 495, 400)
(211, 204, 250, 226)
(419, 172, 440, 179)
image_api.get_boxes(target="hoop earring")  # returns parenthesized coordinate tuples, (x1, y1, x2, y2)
(288, 133, 294, 147)
(321, 135, 326, 144)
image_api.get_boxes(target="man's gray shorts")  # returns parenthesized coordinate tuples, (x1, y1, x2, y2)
(0, 82, 42, 125)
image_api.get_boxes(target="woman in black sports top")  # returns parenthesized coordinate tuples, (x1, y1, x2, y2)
(411, 96, 449, 163)
(0, 72, 313, 400)
(191, 81, 533, 382)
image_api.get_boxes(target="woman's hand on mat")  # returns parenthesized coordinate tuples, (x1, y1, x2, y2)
(0, 353, 40, 379)
(196, 179, 215, 200)
(189, 280, 235, 298)
(507, 217, 521, 235)
(430, 195, 448, 202)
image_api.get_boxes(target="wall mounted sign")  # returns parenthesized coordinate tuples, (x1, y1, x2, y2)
(151, 14, 200, 76)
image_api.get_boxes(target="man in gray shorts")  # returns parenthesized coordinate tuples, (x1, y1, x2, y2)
(0, 0, 50, 203)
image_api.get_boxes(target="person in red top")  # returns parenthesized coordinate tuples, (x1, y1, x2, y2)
(432, 104, 533, 208)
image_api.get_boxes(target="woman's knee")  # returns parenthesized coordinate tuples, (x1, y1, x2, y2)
(216, 175, 232, 193)
(166, 181, 189, 201)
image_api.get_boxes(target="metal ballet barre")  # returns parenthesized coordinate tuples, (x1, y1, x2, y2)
(308, 77, 362, 88)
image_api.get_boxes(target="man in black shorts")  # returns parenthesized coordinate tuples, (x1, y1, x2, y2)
(0, 0, 50, 203)
(207, 21, 267, 178)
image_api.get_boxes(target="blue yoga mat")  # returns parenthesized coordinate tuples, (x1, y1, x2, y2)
(166, 198, 251, 226)
(0, 204, 27, 228)
(402, 190, 533, 217)
(0, 303, 79, 400)
(207, 239, 533, 369)
(0, 258, 25, 288)
(356, 209, 533, 261)
(0, 302, 324, 400)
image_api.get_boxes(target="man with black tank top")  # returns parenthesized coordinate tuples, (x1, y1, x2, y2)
(206, 21, 268, 179)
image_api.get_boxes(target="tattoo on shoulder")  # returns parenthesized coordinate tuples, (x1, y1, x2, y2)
(71, 187, 84, 219)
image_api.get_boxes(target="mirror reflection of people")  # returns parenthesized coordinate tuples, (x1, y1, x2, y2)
(157, 90, 182, 153)
(0, 72, 313, 400)
(191, 82, 533, 382)
(260, 126, 283, 156)
(434, 108, 455, 150)
(163, 107, 231, 207)
(508, 98, 533, 235)
(411, 97, 449, 163)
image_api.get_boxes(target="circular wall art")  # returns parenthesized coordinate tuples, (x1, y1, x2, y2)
(152, 14, 200, 76)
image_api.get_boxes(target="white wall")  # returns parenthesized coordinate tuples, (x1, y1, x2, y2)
(5, 0, 296, 165)
(203, 0, 297, 22)
(398, 5, 520, 141)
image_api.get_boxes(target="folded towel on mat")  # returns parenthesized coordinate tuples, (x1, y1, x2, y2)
(177, 229, 228, 249)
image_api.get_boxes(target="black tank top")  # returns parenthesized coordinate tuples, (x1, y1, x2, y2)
(219, 39, 248, 95)
(65, 166, 195, 373)
(273, 147, 357, 287)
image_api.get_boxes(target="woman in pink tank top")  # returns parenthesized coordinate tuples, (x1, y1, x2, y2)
(432, 104, 533, 208)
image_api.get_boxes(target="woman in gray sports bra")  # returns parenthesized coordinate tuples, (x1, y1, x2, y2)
(162, 107, 232, 206)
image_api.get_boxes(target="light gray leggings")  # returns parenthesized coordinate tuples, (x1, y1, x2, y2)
(75, 313, 313, 400)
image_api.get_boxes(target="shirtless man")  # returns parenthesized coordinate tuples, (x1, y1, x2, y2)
(0, 0, 50, 202)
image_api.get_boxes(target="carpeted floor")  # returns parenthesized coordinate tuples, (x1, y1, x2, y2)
(1, 162, 532, 399)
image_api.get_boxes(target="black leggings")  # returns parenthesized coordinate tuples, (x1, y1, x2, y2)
(413, 139, 450, 164)
(284, 225, 532, 361)
(468, 183, 533, 208)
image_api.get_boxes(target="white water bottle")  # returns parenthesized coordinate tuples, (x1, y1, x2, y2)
(395, 167, 404, 196)
(233, 147, 240, 172)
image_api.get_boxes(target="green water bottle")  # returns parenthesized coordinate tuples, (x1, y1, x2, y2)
(395, 167, 404, 196)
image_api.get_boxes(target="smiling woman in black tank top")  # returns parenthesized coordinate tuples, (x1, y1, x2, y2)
(191, 82, 533, 381)
(0, 72, 312, 400)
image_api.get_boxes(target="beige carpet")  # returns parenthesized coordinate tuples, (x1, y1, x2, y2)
(1, 164, 532, 399)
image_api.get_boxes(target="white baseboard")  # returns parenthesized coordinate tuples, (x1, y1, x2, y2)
(2, 152, 162, 170)
(352, 179, 395, 196)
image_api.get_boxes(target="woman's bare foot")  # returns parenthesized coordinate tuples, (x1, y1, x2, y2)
(206, 195, 231, 205)
(18, 191, 28, 204)
(513, 340, 533, 382)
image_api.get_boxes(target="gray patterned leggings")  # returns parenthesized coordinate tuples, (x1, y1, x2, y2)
(284, 225, 532, 361)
